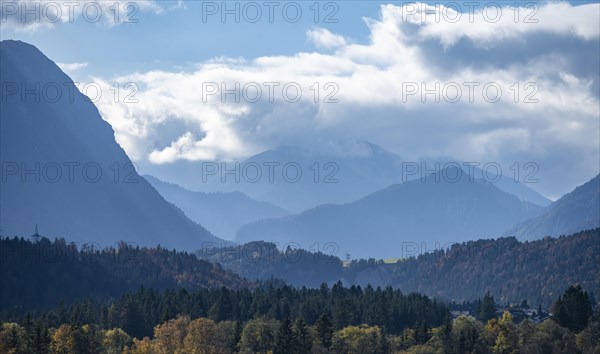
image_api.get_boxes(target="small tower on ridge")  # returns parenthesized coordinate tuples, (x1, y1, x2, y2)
(31, 224, 41, 243)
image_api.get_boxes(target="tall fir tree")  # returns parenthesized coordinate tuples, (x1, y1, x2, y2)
(32, 320, 50, 354)
(273, 317, 295, 354)
(292, 317, 312, 353)
(553, 284, 593, 332)
(479, 291, 497, 322)
(314, 314, 334, 348)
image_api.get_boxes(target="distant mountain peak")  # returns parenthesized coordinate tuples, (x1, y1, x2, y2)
(267, 139, 397, 159)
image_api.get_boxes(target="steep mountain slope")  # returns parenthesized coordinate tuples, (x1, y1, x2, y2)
(236, 166, 543, 258)
(145, 175, 288, 240)
(507, 174, 600, 240)
(0, 40, 222, 249)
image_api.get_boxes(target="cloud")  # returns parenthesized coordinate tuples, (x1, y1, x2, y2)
(92, 2, 600, 196)
(149, 132, 216, 163)
(57, 61, 88, 73)
(0, 0, 169, 31)
(307, 28, 347, 49)
(398, 2, 599, 48)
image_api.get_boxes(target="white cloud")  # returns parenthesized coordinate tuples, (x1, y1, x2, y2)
(0, 0, 168, 31)
(397, 2, 599, 48)
(307, 28, 347, 49)
(57, 61, 88, 73)
(92, 2, 599, 195)
(149, 132, 217, 163)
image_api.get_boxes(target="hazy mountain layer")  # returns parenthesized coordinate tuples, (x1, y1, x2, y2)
(145, 175, 288, 240)
(237, 166, 543, 259)
(507, 174, 600, 240)
(145, 141, 551, 213)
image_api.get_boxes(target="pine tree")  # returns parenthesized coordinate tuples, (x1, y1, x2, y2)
(479, 291, 497, 322)
(208, 287, 233, 322)
(314, 314, 334, 348)
(292, 317, 312, 353)
(22, 313, 34, 353)
(273, 318, 295, 354)
(32, 320, 50, 354)
(333, 298, 353, 329)
(57, 299, 68, 324)
(553, 284, 593, 332)
(440, 312, 453, 349)
(233, 320, 243, 352)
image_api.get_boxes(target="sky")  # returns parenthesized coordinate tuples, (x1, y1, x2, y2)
(1, 0, 599, 199)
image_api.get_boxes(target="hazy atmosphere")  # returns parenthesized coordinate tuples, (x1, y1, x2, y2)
(1, 1, 599, 353)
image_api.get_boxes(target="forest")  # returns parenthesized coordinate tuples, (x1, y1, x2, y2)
(201, 229, 600, 306)
(1, 234, 599, 353)
(0, 236, 251, 310)
(0, 285, 598, 353)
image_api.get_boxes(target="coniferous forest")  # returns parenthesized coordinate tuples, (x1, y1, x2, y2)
(0, 283, 599, 353)
(1, 234, 599, 353)
(199, 229, 600, 307)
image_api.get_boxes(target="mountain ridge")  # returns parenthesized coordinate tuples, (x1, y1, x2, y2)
(0, 40, 223, 250)
(236, 165, 543, 258)
(507, 173, 600, 240)
(144, 174, 289, 240)
(146, 140, 551, 213)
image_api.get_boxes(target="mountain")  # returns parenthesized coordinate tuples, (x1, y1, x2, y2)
(147, 140, 406, 213)
(144, 175, 288, 240)
(0, 40, 222, 249)
(360, 228, 600, 307)
(145, 140, 550, 212)
(507, 174, 600, 240)
(236, 166, 543, 259)
(202, 229, 600, 307)
(413, 159, 551, 207)
(197, 240, 344, 288)
(482, 168, 551, 207)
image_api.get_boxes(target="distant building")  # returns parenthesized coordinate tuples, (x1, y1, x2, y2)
(496, 305, 553, 323)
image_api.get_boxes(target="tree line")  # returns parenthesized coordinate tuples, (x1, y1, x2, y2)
(0, 285, 598, 353)
(0, 236, 251, 311)
(1, 282, 449, 339)
(203, 229, 600, 307)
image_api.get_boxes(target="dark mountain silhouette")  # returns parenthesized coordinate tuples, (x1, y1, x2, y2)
(236, 166, 543, 258)
(507, 174, 600, 240)
(145, 175, 288, 240)
(0, 40, 222, 250)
